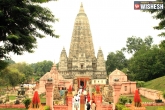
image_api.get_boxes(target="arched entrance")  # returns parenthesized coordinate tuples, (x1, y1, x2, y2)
(80, 80, 84, 87)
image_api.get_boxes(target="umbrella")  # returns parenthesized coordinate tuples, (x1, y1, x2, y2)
(32, 91, 40, 108)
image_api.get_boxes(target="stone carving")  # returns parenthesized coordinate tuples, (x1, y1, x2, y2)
(53, 87, 61, 100)
(103, 85, 113, 103)
(88, 80, 91, 84)
(74, 79, 78, 84)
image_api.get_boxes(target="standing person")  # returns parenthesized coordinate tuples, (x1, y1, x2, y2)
(86, 101, 91, 110)
(91, 101, 96, 110)
(74, 99, 79, 110)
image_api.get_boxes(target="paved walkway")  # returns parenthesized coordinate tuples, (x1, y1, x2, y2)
(72, 88, 90, 110)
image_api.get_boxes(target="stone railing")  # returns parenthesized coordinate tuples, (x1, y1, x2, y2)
(125, 102, 165, 107)
(0, 104, 25, 108)
(53, 105, 68, 110)
(101, 104, 113, 110)
(139, 88, 165, 102)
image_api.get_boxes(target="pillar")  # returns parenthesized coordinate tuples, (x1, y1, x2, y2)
(78, 78, 80, 88)
(84, 79, 86, 89)
(80, 94, 85, 110)
(112, 82, 122, 109)
(45, 82, 54, 110)
(94, 94, 102, 110)
(67, 93, 73, 110)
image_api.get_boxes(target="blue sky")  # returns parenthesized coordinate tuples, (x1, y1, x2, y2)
(10, 0, 164, 63)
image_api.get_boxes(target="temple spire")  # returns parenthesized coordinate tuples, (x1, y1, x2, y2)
(69, 3, 95, 58)
(53, 60, 56, 67)
(79, 2, 85, 13)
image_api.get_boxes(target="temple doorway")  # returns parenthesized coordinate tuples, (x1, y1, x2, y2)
(80, 80, 84, 87)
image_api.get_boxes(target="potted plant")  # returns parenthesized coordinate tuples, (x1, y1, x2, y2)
(163, 91, 165, 99)
(23, 98, 31, 109)
(155, 92, 163, 103)
(129, 99, 132, 104)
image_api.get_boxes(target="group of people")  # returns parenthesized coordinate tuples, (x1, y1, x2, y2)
(86, 100, 96, 110)
(73, 86, 96, 110)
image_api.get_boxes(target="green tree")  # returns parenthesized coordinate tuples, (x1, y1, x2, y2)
(0, 60, 8, 70)
(122, 36, 153, 54)
(10, 62, 33, 83)
(0, 0, 59, 60)
(30, 60, 53, 76)
(106, 51, 127, 75)
(31, 0, 57, 3)
(128, 45, 165, 81)
(142, 0, 165, 37)
(0, 66, 24, 88)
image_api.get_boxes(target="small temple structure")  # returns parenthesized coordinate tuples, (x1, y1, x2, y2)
(39, 64, 72, 94)
(109, 69, 136, 94)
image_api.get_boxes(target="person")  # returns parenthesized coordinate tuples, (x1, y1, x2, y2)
(75, 94, 80, 102)
(91, 101, 96, 110)
(74, 99, 79, 110)
(86, 101, 91, 110)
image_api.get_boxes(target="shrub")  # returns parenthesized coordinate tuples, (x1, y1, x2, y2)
(163, 91, 165, 99)
(136, 81, 145, 88)
(44, 105, 50, 110)
(116, 104, 125, 110)
(23, 98, 31, 109)
(0, 99, 3, 104)
(128, 99, 132, 103)
(155, 99, 163, 103)
(116, 103, 130, 110)
(119, 96, 128, 105)
(122, 108, 130, 110)
(15, 100, 20, 104)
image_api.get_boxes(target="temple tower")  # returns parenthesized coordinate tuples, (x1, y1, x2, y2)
(97, 48, 106, 71)
(69, 3, 95, 59)
(59, 47, 68, 71)
(58, 3, 106, 80)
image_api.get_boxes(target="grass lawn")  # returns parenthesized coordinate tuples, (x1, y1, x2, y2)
(40, 97, 46, 103)
(0, 108, 27, 110)
(146, 106, 165, 110)
(126, 95, 153, 102)
(144, 76, 165, 92)
(9, 96, 16, 100)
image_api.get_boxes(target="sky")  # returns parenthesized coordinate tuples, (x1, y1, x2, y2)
(11, 0, 164, 64)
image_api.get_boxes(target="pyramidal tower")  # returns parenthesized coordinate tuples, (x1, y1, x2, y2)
(58, 3, 106, 80)
(69, 3, 95, 59)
